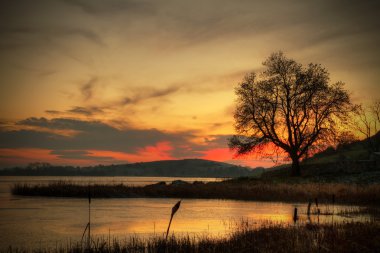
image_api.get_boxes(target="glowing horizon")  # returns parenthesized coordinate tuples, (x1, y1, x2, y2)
(0, 1, 379, 168)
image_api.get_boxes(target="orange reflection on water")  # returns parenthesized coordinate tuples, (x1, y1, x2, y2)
(0, 178, 372, 250)
(72, 200, 304, 239)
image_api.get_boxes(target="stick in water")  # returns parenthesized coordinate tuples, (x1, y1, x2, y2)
(307, 200, 312, 222)
(88, 185, 91, 250)
(166, 200, 181, 240)
(293, 207, 298, 225)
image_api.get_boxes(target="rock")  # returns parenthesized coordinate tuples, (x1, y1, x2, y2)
(153, 181, 166, 186)
(171, 180, 190, 186)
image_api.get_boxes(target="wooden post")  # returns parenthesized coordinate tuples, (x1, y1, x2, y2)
(332, 194, 335, 223)
(307, 200, 312, 222)
(293, 207, 298, 225)
(88, 185, 91, 250)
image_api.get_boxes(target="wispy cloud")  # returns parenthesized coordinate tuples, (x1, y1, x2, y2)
(50, 149, 116, 162)
(0, 26, 105, 47)
(45, 110, 62, 115)
(67, 106, 103, 116)
(121, 85, 181, 105)
(62, 0, 153, 15)
(10, 117, 192, 153)
(80, 77, 97, 101)
(6, 117, 227, 156)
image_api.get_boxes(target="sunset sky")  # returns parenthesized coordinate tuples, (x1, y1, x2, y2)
(0, 0, 379, 168)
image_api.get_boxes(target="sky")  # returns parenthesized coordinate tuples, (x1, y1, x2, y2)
(0, 0, 379, 168)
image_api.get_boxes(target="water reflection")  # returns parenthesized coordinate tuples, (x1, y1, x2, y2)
(0, 176, 372, 250)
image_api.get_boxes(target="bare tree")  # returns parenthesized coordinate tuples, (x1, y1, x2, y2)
(352, 100, 380, 154)
(229, 52, 353, 176)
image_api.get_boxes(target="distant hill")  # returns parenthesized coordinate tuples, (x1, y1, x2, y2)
(0, 159, 264, 178)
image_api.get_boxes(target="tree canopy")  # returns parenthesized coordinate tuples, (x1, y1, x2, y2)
(229, 52, 353, 176)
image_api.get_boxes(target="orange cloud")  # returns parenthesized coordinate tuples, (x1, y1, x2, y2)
(87, 141, 175, 163)
(201, 147, 278, 168)
(202, 148, 234, 161)
(0, 142, 174, 168)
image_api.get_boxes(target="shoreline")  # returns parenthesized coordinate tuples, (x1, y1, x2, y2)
(11, 180, 380, 206)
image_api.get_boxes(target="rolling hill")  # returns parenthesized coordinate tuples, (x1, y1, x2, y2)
(0, 159, 264, 178)
(260, 132, 380, 182)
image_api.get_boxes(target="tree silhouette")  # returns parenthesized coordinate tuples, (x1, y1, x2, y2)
(352, 100, 380, 155)
(229, 52, 353, 176)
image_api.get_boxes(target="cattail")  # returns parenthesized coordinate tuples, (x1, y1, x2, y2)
(172, 200, 181, 216)
(166, 200, 181, 240)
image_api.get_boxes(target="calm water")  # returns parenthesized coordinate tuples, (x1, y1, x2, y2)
(0, 176, 369, 250)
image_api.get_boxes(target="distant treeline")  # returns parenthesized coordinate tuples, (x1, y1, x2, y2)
(0, 159, 264, 178)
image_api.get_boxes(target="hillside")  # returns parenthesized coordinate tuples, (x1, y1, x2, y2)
(0, 159, 264, 178)
(260, 132, 380, 183)
(303, 131, 380, 163)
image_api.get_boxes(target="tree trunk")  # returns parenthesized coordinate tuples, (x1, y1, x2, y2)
(291, 156, 301, 176)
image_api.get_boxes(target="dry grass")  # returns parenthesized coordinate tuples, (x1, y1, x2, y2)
(12, 181, 380, 206)
(3, 221, 380, 253)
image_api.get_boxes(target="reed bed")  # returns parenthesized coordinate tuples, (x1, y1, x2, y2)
(337, 206, 380, 219)
(11, 181, 380, 206)
(4, 221, 380, 253)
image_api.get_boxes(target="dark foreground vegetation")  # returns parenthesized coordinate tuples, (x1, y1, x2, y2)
(12, 180, 380, 206)
(5, 221, 380, 253)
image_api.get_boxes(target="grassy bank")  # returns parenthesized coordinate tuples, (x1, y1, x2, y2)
(4, 221, 380, 253)
(12, 180, 380, 206)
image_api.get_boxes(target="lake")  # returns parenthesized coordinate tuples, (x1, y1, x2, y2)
(0, 176, 369, 250)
